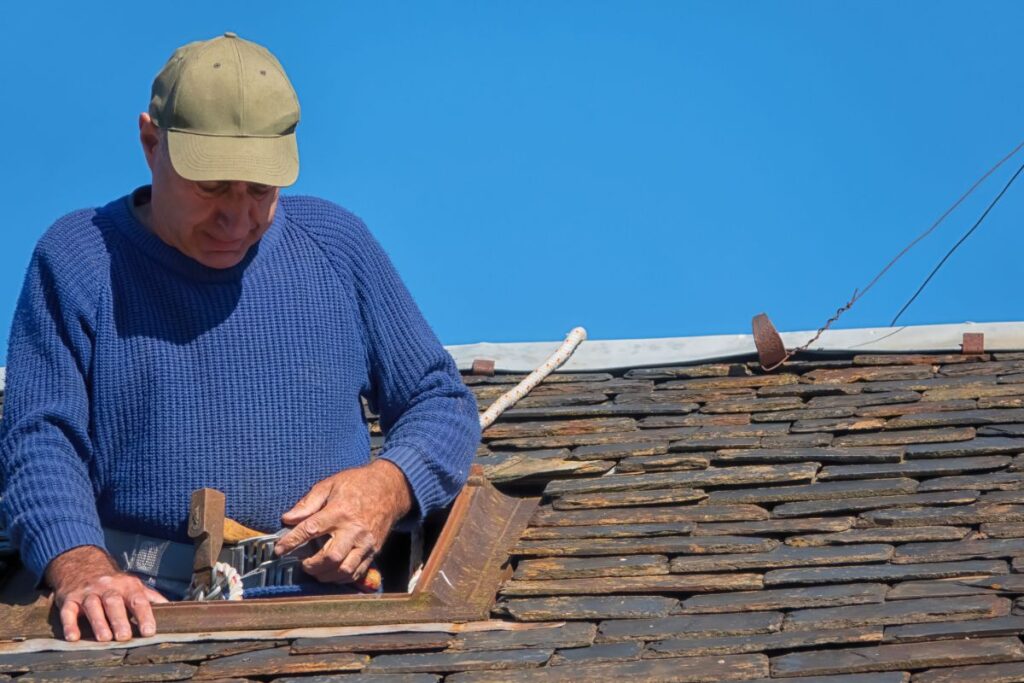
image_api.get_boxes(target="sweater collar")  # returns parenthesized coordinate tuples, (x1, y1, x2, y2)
(103, 186, 286, 283)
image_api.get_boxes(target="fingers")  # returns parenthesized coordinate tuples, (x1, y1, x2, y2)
(276, 511, 330, 556)
(102, 591, 132, 641)
(127, 590, 158, 638)
(59, 599, 82, 642)
(82, 592, 113, 642)
(302, 530, 374, 583)
(281, 480, 331, 526)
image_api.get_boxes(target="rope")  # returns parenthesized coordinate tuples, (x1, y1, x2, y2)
(478, 327, 587, 430)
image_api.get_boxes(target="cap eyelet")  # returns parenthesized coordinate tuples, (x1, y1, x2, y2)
(213, 63, 221, 69)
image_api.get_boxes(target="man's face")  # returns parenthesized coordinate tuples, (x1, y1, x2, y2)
(140, 114, 281, 269)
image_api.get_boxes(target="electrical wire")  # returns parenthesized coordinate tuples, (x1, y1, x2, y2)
(890, 159, 1024, 326)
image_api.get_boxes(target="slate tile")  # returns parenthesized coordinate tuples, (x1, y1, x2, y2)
(677, 583, 887, 614)
(551, 487, 707, 510)
(194, 646, 367, 678)
(670, 422, 791, 439)
(788, 526, 968, 547)
(791, 417, 886, 433)
(637, 413, 751, 428)
(782, 594, 1010, 631)
(501, 403, 696, 419)
(0, 649, 126, 673)
(645, 626, 882, 658)
(854, 353, 981, 366)
(818, 456, 1011, 481)
(500, 572, 763, 596)
(499, 596, 678, 621)
(858, 399, 978, 418)
(126, 640, 286, 665)
(982, 490, 1024, 502)
(520, 522, 688, 541)
(808, 390, 923, 408)
(885, 615, 1024, 642)
(544, 463, 817, 497)
(657, 375, 799, 390)
(670, 543, 893, 573)
(448, 622, 595, 651)
(15, 663, 196, 683)
(707, 477, 918, 504)
(483, 417, 636, 440)
(513, 535, 776, 558)
(981, 396, 1024, 409)
(617, 453, 712, 473)
(513, 554, 668, 580)
(464, 372, 613, 386)
(906, 436, 1024, 457)
(770, 636, 1024, 677)
(668, 436, 762, 450)
(805, 366, 934, 383)
(699, 397, 803, 414)
(529, 503, 767, 527)
(549, 641, 642, 666)
(980, 522, 1024, 538)
(911, 661, 1024, 683)
(864, 376, 997, 394)
(597, 611, 783, 642)
(739, 675, 908, 683)
(761, 432, 835, 447)
(759, 383, 861, 398)
(751, 406, 856, 423)
(488, 426, 699, 450)
(365, 649, 551, 674)
(940, 360, 1024, 377)
(274, 675, 438, 683)
(893, 538, 1024, 563)
(481, 454, 614, 483)
(713, 446, 903, 465)
(886, 578, 1001, 601)
(443, 653, 769, 682)
(887, 409, 1024, 429)
(862, 503, 1024, 527)
(569, 441, 669, 460)
(764, 560, 1009, 586)
(917, 472, 1024, 492)
(625, 364, 736, 379)
(622, 390, 754, 407)
(772, 490, 980, 518)
(981, 424, 1024, 437)
(925, 384, 1024, 401)
(692, 517, 855, 537)
(833, 427, 976, 447)
(291, 632, 451, 655)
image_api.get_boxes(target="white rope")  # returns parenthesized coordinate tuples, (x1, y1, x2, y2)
(478, 326, 587, 430)
(200, 562, 243, 601)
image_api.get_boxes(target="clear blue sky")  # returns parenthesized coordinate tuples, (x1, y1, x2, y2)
(2, 2, 1022, 358)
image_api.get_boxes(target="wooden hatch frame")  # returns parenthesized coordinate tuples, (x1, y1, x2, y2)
(0, 468, 538, 640)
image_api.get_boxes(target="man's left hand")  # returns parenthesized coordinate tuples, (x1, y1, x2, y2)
(275, 460, 413, 583)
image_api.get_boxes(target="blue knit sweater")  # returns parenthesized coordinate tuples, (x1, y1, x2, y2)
(0, 189, 480, 580)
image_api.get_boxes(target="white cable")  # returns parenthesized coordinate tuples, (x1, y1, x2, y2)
(478, 327, 587, 430)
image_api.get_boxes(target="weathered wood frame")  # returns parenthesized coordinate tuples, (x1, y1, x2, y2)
(0, 472, 538, 641)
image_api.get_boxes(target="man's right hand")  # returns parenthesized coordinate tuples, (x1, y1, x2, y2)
(44, 545, 167, 642)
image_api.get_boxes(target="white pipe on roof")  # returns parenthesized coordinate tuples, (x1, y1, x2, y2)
(446, 321, 1024, 373)
(2, 321, 1024, 391)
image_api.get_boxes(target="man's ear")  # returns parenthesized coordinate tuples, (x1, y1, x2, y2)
(138, 112, 161, 172)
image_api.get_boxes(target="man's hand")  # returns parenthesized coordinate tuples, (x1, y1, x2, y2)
(44, 545, 167, 642)
(275, 459, 413, 583)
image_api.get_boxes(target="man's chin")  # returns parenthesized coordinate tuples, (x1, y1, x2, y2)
(196, 250, 247, 269)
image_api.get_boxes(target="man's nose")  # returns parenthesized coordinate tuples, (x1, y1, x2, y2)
(215, 195, 255, 237)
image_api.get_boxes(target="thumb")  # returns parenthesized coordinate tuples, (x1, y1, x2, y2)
(282, 481, 331, 525)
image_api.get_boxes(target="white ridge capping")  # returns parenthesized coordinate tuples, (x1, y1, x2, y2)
(445, 320, 1024, 373)
(2, 321, 1023, 392)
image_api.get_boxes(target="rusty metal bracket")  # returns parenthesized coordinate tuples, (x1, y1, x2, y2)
(752, 313, 788, 371)
(962, 332, 985, 355)
(470, 358, 495, 376)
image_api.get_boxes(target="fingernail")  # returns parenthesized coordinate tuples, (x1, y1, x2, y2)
(66, 632, 79, 642)
(141, 624, 155, 637)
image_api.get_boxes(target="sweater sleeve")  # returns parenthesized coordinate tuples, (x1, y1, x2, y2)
(0, 238, 106, 581)
(346, 218, 480, 519)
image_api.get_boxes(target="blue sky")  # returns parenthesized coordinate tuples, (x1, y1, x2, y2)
(2, 2, 1022, 357)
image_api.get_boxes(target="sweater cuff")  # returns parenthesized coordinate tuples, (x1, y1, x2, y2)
(23, 519, 107, 583)
(378, 443, 440, 523)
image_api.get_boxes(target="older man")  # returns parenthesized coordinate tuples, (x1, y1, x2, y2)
(0, 33, 479, 642)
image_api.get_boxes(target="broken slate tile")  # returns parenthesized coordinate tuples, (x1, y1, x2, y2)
(617, 453, 711, 472)
(769, 636, 1024, 678)
(127, 640, 282, 664)
(761, 432, 835, 448)
(645, 626, 882, 658)
(669, 543, 893, 573)
(513, 535, 776, 558)
(885, 615, 1024, 642)
(764, 560, 1009, 586)
(782, 594, 1010, 631)
(791, 417, 886, 433)
(677, 583, 887, 614)
(596, 611, 782, 642)
(513, 554, 668, 580)
(499, 595, 678, 621)
(772, 490, 979, 518)
(365, 649, 552, 674)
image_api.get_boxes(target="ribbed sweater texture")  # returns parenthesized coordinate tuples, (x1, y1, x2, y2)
(0, 190, 480, 580)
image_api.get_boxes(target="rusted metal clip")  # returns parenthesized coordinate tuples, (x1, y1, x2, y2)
(962, 332, 984, 355)
(753, 313, 789, 372)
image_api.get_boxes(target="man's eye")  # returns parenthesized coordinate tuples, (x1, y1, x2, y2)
(248, 185, 273, 197)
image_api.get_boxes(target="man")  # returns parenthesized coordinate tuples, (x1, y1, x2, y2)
(0, 33, 479, 642)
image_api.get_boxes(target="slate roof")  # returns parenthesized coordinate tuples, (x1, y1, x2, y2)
(6, 347, 1024, 681)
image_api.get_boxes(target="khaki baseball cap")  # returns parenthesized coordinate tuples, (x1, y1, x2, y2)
(149, 32, 300, 186)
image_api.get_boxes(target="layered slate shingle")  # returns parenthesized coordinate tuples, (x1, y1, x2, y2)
(6, 350, 1024, 681)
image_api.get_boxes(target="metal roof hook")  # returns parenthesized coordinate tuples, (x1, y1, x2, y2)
(752, 313, 789, 372)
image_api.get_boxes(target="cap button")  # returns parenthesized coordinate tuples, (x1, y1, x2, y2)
(224, 31, 238, 38)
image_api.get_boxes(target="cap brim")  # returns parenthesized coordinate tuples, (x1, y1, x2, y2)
(166, 130, 299, 187)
